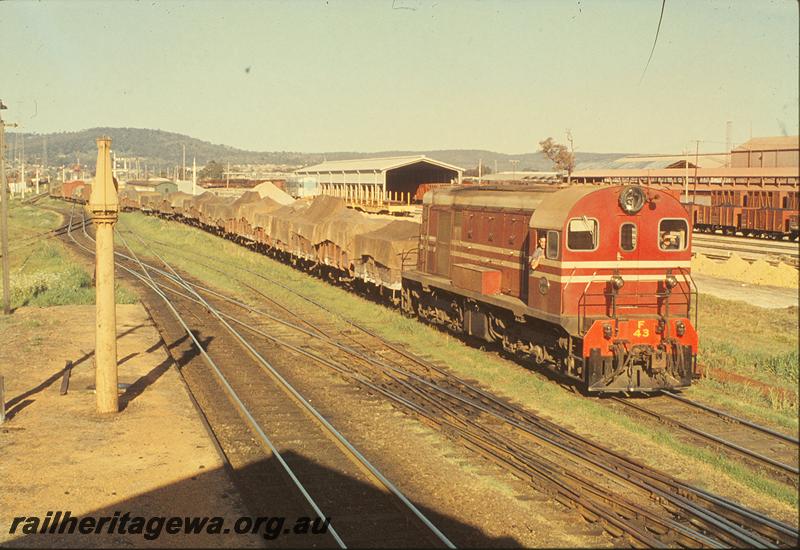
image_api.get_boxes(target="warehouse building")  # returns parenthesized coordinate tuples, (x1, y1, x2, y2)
(730, 136, 799, 168)
(295, 155, 464, 203)
(570, 135, 799, 194)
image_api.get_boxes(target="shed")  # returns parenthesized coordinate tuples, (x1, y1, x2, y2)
(126, 178, 179, 195)
(731, 136, 799, 168)
(295, 155, 463, 203)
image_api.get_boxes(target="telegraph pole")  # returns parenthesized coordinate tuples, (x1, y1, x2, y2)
(692, 140, 700, 204)
(89, 136, 119, 414)
(1, 100, 18, 315)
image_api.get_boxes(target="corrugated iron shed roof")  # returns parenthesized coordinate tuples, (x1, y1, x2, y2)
(477, 171, 560, 182)
(608, 153, 729, 169)
(572, 166, 798, 178)
(734, 136, 799, 151)
(296, 155, 464, 174)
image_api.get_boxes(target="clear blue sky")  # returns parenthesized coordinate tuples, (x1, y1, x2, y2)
(2, 0, 797, 155)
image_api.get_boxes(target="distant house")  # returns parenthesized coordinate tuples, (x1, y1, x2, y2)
(730, 136, 799, 168)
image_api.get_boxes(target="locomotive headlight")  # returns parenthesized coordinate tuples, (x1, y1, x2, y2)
(676, 320, 686, 337)
(665, 275, 678, 289)
(610, 275, 625, 290)
(618, 186, 646, 215)
(538, 277, 550, 295)
(603, 323, 613, 339)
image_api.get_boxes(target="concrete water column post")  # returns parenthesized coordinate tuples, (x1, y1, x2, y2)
(89, 136, 119, 414)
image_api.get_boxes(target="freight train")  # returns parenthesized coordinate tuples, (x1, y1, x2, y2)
(691, 189, 799, 239)
(54, 182, 699, 393)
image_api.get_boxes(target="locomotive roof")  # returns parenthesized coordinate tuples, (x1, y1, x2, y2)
(425, 183, 600, 214)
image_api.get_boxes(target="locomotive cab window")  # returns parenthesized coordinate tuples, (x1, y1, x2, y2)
(658, 219, 688, 251)
(620, 223, 637, 251)
(546, 230, 559, 259)
(566, 217, 598, 251)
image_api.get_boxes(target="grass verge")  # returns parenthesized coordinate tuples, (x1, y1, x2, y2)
(3, 200, 138, 308)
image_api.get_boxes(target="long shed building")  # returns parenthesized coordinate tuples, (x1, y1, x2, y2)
(295, 155, 464, 203)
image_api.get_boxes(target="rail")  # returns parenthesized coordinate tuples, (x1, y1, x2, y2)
(51, 200, 800, 547)
(66, 206, 456, 549)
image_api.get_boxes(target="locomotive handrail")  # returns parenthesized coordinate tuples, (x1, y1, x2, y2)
(675, 266, 699, 330)
(578, 285, 695, 336)
(400, 246, 419, 271)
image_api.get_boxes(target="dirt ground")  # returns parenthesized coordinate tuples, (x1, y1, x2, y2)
(0, 305, 261, 548)
(692, 273, 798, 308)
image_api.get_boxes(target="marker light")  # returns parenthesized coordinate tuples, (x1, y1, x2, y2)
(666, 275, 678, 289)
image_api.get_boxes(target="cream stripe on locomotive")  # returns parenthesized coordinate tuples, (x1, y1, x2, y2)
(450, 240, 523, 258)
(449, 251, 689, 285)
(535, 271, 692, 284)
(541, 259, 692, 269)
(446, 239, 692, 269)
(450, 248, 692, 272)
(450, 251, 522, 270)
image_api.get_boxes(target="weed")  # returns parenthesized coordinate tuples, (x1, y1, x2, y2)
(4, 202, 138, 308)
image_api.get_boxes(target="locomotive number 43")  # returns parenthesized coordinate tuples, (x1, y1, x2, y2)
(633, 321, 650, 338)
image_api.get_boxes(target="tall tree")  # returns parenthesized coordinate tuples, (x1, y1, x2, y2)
(464, 163, 494, 177)
(198, 160, 224, 180)
(539, 136, 576, 182)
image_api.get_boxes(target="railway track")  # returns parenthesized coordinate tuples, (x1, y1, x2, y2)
(608, 392, 799, 485)
(692, 234, 799, 265)
(62, 207, 800, 548)
(64, 206, 455, 549)
(131, 222, 800, 486)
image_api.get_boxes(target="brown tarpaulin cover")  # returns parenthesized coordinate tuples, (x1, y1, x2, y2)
(157, 191, 194, 215)
(238, 196, 283, 221)
(229, 192, 265, 220)
(186, 192, 229, 222)
(138, 192, 163, 209)
(354, 220, 420, 271)
(119, 188, 140, 209)
(257, 196, 392, 257)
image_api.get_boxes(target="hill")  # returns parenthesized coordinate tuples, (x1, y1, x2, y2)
(6, 127, 629, 172)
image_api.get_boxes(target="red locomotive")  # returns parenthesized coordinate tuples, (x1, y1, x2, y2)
(403, 184, 698, 392)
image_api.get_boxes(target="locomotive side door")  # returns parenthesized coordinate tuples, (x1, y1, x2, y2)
(434, 209, 453, 277)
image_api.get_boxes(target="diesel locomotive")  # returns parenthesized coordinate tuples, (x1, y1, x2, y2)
(403, 185, 698, 392)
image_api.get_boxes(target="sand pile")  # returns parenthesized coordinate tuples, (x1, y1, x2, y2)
(253, 182, 294, 205)
(691, 253, 798, 288)
(774, 262, 800, 287)
(742, 259, 777, 286)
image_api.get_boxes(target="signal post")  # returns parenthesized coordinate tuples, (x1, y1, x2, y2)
(90, 137, 119, 414)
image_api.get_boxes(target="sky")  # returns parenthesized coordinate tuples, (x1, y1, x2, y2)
(2, 0, 798, 155)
